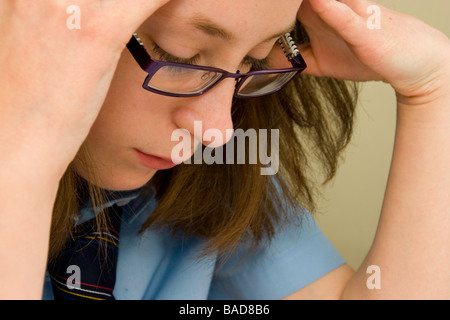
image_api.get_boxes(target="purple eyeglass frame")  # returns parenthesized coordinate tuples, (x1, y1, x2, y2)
(126, 33, 307, 98)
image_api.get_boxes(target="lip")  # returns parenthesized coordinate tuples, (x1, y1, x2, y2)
(134, 149, 177, 170)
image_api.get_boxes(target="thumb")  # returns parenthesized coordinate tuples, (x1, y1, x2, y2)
(118, 0, 171, 28)
(83, 0, 172, 51)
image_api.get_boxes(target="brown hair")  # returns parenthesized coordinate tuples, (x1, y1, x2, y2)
(48, 22, 359, 262)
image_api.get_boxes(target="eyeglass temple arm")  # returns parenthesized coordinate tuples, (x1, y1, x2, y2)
(127, 33, 152, 71)
(278, 33, 307, 69)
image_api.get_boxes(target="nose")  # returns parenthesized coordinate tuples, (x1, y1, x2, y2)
(172, 78, 236, 148)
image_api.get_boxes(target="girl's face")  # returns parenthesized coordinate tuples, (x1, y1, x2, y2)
(75, 0, 303, 190)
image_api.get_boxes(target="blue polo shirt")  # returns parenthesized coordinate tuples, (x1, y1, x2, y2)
(42, 185, 345, 300)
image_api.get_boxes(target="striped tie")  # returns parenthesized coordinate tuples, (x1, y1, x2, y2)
(48, 205, 122, 300)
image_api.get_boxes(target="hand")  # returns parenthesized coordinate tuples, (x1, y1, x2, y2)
(294, 0, 450, 101)
(0, 0, 170, 178)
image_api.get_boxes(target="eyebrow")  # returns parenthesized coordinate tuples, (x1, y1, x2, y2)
(190, 14, 297, 44)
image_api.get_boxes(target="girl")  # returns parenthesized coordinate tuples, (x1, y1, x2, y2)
(0, 0, 449, 299)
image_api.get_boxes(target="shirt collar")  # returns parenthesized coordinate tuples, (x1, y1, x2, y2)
(76, 183, 156, 225)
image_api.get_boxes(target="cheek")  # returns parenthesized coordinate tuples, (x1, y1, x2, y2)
(88, 49, 171, 148)
(75, 50, 188, 190)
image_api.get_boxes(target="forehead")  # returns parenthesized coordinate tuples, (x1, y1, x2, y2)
(144, 0, 302, 44)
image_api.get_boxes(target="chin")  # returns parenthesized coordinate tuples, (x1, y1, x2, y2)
(98, 171, 157, 191)
(74, 165, 157, 192)
(97, 180, 153, 192)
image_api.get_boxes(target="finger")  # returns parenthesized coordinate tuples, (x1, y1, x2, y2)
(296, 46, 323, 77)
(86, 0, 171, 51)
(333, 0, 374, 17)
(297, 44, 355, 79)
(124, 0, 170, 20)
(304, 0, 369, 47)
(114, 0, 171, 30)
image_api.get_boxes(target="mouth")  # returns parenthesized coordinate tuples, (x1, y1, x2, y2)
(134, 149, 177, 170)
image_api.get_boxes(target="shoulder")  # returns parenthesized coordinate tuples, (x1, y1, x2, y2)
(208, 210, 347, 299)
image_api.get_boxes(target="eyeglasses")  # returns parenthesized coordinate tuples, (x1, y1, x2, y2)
(126, 32, 306, 99)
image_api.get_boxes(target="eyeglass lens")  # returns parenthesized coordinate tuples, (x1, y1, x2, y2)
(146, 64, 298, 97)
(147, 66, 223, 95)
(237, 72, 299, 97)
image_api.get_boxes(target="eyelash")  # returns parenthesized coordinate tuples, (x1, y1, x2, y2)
(151, 44, 268, 70)
(151, 45, 200, 65)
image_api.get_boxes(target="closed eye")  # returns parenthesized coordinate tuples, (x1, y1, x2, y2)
(151, 44, 268, 71)
(151, 45, 200, 65)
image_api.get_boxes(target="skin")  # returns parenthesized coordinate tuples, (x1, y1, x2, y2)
(0, 0, 449, 299)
